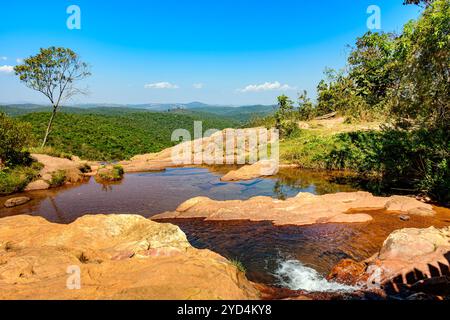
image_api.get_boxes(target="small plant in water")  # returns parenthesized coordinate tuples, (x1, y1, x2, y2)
(97, 164, 124, 182)
(50, 170, 67, 187)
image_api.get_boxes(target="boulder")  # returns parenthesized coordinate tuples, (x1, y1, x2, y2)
(24, 180, 50, 191)
(221, 160, 279, 182)
(0, 214, 260, 300)
(384, 196, 434, 216)
(329, 226, 450, 297)
(3, 197, 31, 208)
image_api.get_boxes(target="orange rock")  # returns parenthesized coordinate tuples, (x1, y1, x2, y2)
(153, 192, 435, 227)
(221, 160, 279, 182)
(327, 259, 367, 285)
(0, 214, 260, 300)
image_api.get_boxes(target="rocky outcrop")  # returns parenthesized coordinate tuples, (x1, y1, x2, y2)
(23, 154, 92, 192)
(3, 197, 31, 208)
(221, 160, 278, 181)
(153, 191, 435, 227)
(0, 214, 260, 300)
(119, 128, 276, 175)
(328, 226, 450, 298)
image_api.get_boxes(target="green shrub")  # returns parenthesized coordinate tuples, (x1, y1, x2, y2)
(323, 128, 450, 204)
(0, 162, 43, 195)
(0, 112, 33, 167)
(97, 165, 124, 182)
(50, 170, 67, 187)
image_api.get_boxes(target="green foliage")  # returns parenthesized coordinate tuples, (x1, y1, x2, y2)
(404, 0, 434, 6)
(0, 162, 43, 195)
(14, 47, 91, 147)
(348, 32, 398, 108)
(49, 170, 67, 187)
(297, 90, 316, 121)
(280, 130, 338, 169)
(324, 128, 450, 204)
(19, 111, 236, 161)
(96, 165, 125, 182)
(0, 112, 33, 167)
(29, 146, 73, 160)
(389, 0, 450, 130)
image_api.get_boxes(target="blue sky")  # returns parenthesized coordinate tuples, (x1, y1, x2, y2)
(0, 0, 422, 105)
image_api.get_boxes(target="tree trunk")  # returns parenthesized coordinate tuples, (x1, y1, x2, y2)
(41, 106, 58, 148)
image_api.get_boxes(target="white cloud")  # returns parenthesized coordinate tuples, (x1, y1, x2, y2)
(16, 58, 23, 64)
(239, 81, 295, 93)
(0, 56, 7, 61)
(0, 65, 14, 74)
(193, 83, 204, 89)
(144, 82, 179, 89)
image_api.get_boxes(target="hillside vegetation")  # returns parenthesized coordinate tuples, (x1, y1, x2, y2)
(18, 111, 237, 161)
(252, 0, 449, 204)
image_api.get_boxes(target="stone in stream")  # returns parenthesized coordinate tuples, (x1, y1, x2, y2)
(3, 197, 31, 208)
(399, 215, 411, 221)
(24, 179, 50, 191)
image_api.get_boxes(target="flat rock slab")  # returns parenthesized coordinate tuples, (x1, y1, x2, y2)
(0, 214, 260, 300)
(153, 191, 435, 227)
(3, 197, 31, 208)
(221, 160, 278, 181)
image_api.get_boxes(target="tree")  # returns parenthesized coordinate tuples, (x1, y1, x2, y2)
(297, 90, 315, 120)
(14, 47, 91, 147)
(348, 32, 397, 107)
(0, 113, 32, 167)
(275, 95, 296, 137)
(403, 0, 434, 7)
(391, 0, 449, 129)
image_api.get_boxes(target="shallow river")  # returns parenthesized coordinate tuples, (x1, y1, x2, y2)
(1, 167, 449, 292)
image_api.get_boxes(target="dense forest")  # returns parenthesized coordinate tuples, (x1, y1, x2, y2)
(250, 0, 449, 203)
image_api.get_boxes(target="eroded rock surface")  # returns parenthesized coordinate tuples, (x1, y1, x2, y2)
(24, 154, 92, 192)
(119, 128, 276, 175)
(0, 215, 259, 300)
(153, 191, 435, 227)
(328, 226, 450, 298)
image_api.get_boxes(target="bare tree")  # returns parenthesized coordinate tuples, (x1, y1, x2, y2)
(14, 47, 91, 147)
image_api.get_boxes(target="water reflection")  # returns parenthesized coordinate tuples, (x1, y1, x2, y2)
(0, 167, 357, 224)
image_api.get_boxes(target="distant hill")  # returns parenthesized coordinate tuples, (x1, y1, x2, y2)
(0, 102, 276, 123)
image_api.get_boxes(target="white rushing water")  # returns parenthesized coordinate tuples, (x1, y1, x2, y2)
(275, 260, 359, 293)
